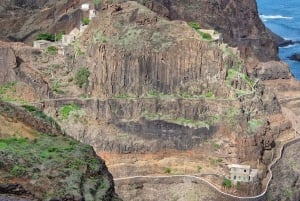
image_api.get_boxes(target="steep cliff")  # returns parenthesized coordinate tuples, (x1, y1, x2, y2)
(0, 101, 120, 201)
(138, 0, 278, 64)
(0, 0, 295, 200)
(0, 0, 84, 42)
(0, 0, 278, 64)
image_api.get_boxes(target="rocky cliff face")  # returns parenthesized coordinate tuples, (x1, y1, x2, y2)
(0, 0, 295, 200)
(0, 101, 120, 201)
(134, 0, 279, 65)
(268, 142, 300, 201)
(0, 0, 278, 64)
(0, 0, 84, 42)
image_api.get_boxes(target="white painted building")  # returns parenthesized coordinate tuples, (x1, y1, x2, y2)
(81, 3, 90, 11)
(228, 164, 258, 184)
(61, 27, 80, 46)
(33, 40, 53, 49)
(89, 9, 96, 20)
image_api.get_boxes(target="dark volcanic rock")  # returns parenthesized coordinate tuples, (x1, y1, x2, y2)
(0, 184, 32, 196)
(268, 142, 300, 201)
(288, 53, 300, 61)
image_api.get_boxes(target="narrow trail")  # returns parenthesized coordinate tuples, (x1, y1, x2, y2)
(114, 135, 300, 201)
(24, 96, 300, 200)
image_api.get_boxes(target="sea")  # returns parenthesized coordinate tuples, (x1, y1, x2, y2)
(257, 0, 300, 80)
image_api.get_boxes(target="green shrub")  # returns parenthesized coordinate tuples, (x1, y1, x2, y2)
(47, 46, 58, 55)
(22, 105, 55, 124)
(284, 189, 292, 198)
(236, 181, 241, 189)
(205, 90, 214, 98)
(188, 22, 201, 30)
(37, 32, 55, 41)
(213, 143, 221, 150)
(11, 165, 27, 177)
(37, 32, 64, 42)
(0, 82, 16, 96)
(247, 119, 264, 134)
(22, 105, 37, 112)
(82, 18, 90, 25)
(199, 31, 212, 40)
(222, 178, 232, 188)
(59, 103, 81, 120)
(164, 167, 171, 174)
(75, 68, 90, 88)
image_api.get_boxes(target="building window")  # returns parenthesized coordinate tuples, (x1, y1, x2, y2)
(244, 169, 246, 173)
(234, 176, 236, 180)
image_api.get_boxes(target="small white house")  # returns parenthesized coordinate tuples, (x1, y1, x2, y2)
(80, 24, 88, 32)
(89, 9, 96, 20)
(33, 40, 53, 49)
(228, 164, 258, 184)
(81, 3, 90, 11)
(61, 27, 80, 46)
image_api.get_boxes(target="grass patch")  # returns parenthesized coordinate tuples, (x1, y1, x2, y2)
(222, 178, 232, 188)
(213, 143, 221, 151)
(0, 82, 18, 101)
(188, 21, 212, 41)
(164, 167, 171, 174)
(50, 80, 64, 94)
(197, 30, 212, 40)
(22, 104, 55, 124)
(46, 46, 58, 55)
(37, 32, 64, 42)
(82, 18, 90, 25)
(223, 107, 239, 129)
(0, 133, 106, 200)
(59, 103, 82, 120)
(75, 68, 90, 88)
(59, 103, 85, 120)
(247, 119, 264, 134)
(209, 157, 223, 165)
(188, 22, 201, 30)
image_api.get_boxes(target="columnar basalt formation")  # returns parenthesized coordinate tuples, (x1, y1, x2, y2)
(133, 0, 278, 65)
(0, 0, 297, 200)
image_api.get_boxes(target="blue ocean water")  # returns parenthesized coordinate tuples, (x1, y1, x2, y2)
(257, 0, 300, 79)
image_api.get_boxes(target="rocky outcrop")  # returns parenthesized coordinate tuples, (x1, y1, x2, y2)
(251, 61, 292, 80)
(0, 42, 50, 99)
(0, 0, 83, 42)
(140, 0, 278, 64)
(288, 53, 300, 61)
(0, 101, 120, 201)
(82, 1, 250, 98)
(0, 0, 294, 199)
(268, 142, 300, 201)
(0, 0, 279, 65)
